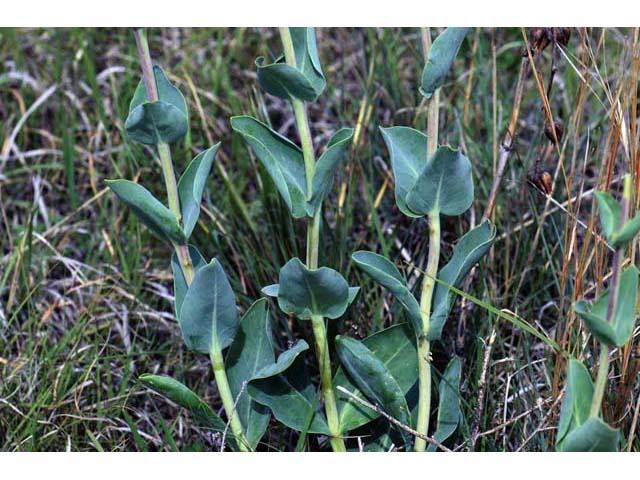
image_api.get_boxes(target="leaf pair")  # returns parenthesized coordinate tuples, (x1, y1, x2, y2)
(595, 191, 640, 248)
(556, 360, 619, 451)
(574, 266, 638, 347)
(256, 28, 326, 103)
(231, 116, 353, 218)
(125, 65, 189, 145)
(380, 126, 473, 218)
(261, 258, 359, 321)
(352, 221, 495, 340)
(106, 145, 219, 243)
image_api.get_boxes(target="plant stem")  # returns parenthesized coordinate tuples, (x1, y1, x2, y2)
(279, 27, 346, 452)
(133, 28, 194, 284)
(589, 175, 631, 417)
(415, 211, 440, 452)
(210, 346, 251, 452)
(415, 27, 441, 453)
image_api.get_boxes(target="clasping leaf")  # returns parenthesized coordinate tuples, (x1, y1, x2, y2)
(125, 65, 188, 145)
(556, 359, 619, 451)
(256, 28, 326, 102)
(351, 250, 423, 335)
(335, 335, 413, 448)
(379, 126, 473, 218)
(178, 258, 239, 354)
(106, 179, 186, 244)
(420, 28, 469, 99)
(247, 340, 330, 434)
(178, 144, 220, 238)
(427, 356, 462, 451)
(573, 265, 638, 347)
(429, 221, 495, 340)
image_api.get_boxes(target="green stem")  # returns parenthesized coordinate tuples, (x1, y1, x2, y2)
(134, 28, 193, 284)
(589, 175, 631, 417)
(414, 27, 440, 453)
(415, 212, 440, 452)
(210, 346, 251, 452)
(279, 27, 346, 452)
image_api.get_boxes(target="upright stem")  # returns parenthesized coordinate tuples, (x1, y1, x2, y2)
(210, 346, 250, 452)
(415, 27, 441, 453)
(279, 27, 345, 452)
(589, 176, 631, 417)
(133, 28, 193, 284)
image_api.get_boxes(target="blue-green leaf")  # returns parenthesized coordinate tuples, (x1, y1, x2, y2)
(231, 116, 308, 218)
(419, 28, 469, 99)
(573, 266, 638, 347)
(308, 128, 354, 215)
(226, 299, 275, 449)
(335, 324, 418, 433)
(179, 259, 238, 354)
(277, 258, 350, 320)
(613, 211, 640, 247)
(427, 357, 461, 451)
(125, 65, 188, 145)
(106, 179, 185, 244)
(138, 374, 226, 433)
(594, 191, 620, 244)
(429, 221, 496, 340)
(171, 245, 206, 321)
(351, 250, 422, 335)
(336, 335, 412, 447)
(406, 146, 473, 217)
(379, 126, 427, 218)
(248, 340, 330, 434)
(178, 144, 220, 238)
(556, 359, 620, 451)
(256, 28, 326, 102)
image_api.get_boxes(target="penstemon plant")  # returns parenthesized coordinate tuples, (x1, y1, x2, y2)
(344, 27, 495, 452)
(106, 28, 279, 452)
(556, 174, 640, 451)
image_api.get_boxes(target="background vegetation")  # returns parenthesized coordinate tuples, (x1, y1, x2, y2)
(1, 27, 639, 451)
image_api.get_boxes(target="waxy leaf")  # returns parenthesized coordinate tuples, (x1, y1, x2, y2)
(427, 357, 462, 451)
(614, 212, 640, 247)
(125, 65, 188, 145)
(336, 335, 412, 447)
(379, 126, 427, 218)
(351, 250, 422, 335)
(262, 283, 359, 308)
(429, 221, 495, 340)
(308, 128, 354, 215)
(420, 28, 469, 99)
(556, 359, 619, 452)
(178, 144, 220, 238)
(226, 299, 275, 449)
(406, 145, 473, 217)
(256, 28, 326, 102)
(138, 374, 226, 433)
(277, 257, 350, 320)
(248, 340, 330, 434)
(171, 245, 206, 321)
(557, 417, 619, 452)
(231, 116, 308, 218)
(335, 324, 418, 433)
(106, 179, 185, 244)
(573, 266, 638, 347)
(179, 259, 238, 354)
(594, 191, 620, 244)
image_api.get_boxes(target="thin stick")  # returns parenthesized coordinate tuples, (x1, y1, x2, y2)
(335, 386, 452, 452)
(470, 328, 496, 450)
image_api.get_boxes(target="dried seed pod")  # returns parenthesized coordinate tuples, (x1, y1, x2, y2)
(554, 28, 571, 48)
(544, 121, 564, 144)
(528, 169, 553, 194)
(530, 27, 551, 54)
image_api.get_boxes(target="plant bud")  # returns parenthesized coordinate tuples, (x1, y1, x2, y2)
(530, 28, 551, 54)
